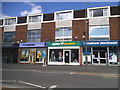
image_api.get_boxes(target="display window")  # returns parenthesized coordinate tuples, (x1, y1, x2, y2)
(109, 47, 118, 65)
(71, 49, 79, 63)
(49, 49, 63, 62)
(21, 50, 30, 62)
(20, 48, 46, 63)
(36, 50, 46, 63)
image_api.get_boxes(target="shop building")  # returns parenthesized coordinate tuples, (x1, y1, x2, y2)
(81, 41, 120, 65)
(18, 42, 47, 64)
(47, 41, 81, 65)
(0, 5, 120, 65)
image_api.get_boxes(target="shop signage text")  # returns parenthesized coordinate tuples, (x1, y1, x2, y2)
(20, 42, 46, 47)
(81, 41, 119, 46)
(48, 41, 80, 47)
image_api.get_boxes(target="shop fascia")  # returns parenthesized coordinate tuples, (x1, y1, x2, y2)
(47, 41, 80, 47)
(81, 40, 119, 46)
(19, 42, 47, 48)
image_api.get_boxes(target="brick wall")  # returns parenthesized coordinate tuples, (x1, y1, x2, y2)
(0, 27, 3, 43)
(15, 25, 27, 43)
(41, 22, 55, 42)
(109, 17, 120, 40)
(72, 20, 89, 41)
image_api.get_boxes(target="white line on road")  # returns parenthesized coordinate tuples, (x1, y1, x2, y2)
(19, 81, 46, 89)
(49, 85, 58, 88)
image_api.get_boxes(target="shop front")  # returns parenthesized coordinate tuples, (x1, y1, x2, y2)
(19, 42, 47, 64)
(47, 41, 81, 65)
(2, 43, 19, 64)
(81, 41, 119, 66)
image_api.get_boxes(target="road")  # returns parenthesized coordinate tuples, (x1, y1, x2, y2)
(2, 67, 118, 89)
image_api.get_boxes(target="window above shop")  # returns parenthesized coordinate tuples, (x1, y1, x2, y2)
(27, 29, 41, 42)
(89, 26, 110, 41)
(55, 27, 72, 41)
(17, 16, 27, 24)
(88, 8, 109, 17)
(4, 31, 15, 43)
(29, 15, 42, 23)
(55, 11, 73, 20)
(0, 19, 3, 25)
(5, 18, 16, 25)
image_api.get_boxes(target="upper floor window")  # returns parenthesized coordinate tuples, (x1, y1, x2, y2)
(4, 32, 15, 42)
(5, 18, 16, 25)
(0, 19, 3, 25)
(89, 8, 108, 17)
(27, 29, 41, 42)
(89, 26, 110, 41)
(55, 27, 72, 41)
(29, 15, 42, 23)
(56, 11, 72, 20)
(17, 16, 27, 24)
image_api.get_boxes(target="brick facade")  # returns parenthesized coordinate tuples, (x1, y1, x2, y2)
(15, 25, 27, 43)
(109, 17, 120, 40)
(0, 27, 3, 43)
(41, 22, 55, 42)
(72, 20, 89, 41)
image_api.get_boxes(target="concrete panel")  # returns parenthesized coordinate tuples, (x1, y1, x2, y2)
(56, 20, 72, 28)
(4, 25, 15, 32)
(89, 17, 109, 25)
(28, 23, 41, 30)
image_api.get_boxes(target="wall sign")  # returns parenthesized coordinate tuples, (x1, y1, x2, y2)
(19, 42, 46, 47)
(2, 43, 19, 48)
(47, 41, 80, 47)
(81, 41, 119, 46)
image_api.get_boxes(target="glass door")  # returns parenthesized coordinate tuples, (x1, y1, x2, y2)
(64, 50, 71, 64)
(92, 51, 99, 64)
(99, 51, 107, 65)
(30, 51, 36, 64)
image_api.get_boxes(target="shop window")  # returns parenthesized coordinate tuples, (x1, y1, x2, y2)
(89, 8, 108, 17)
(109, 47, 118, 65)
(20, 51, 30, 62)
(71, 49, 79, 63)
(5, 18, 16, 25)
(49, 49, 63, 62)
(82, 48, 92, 64)
(29, 15, 42, 23)
(0, 19, 3, 25)
(17, 16, 27, 24)
(4, 32, 15, 42)
(36, 50, 46, 63)
(27, 29, 41, 42)
(56, 11, 72, 20)
(55, 27, 72, 41)
(89, 26, 110, 41)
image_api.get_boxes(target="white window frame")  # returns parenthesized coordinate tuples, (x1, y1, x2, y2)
(4, 17, 17, 25)
(54, 10, 73, 21)
(89, 25, 110, 41)
(87, 6, 110, 18)
(55, 27, 72, 41)
(28, 14, 43, 23)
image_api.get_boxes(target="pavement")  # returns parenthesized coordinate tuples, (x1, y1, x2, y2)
(2, 63, 119, 76)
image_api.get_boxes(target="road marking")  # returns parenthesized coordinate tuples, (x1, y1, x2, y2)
(19, 81, 46, 89)
(49, 85, 58, 88)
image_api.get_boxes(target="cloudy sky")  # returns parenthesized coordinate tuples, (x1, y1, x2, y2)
(1, 1, 119, 18)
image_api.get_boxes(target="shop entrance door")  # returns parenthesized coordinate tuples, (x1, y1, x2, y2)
(64, 50, 71, 63)
(92, 47, 107, 65)
(30, 51, 36, 64)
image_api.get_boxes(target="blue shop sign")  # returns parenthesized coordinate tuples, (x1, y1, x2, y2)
(19, 42, 46, 48)
(81, 41, 119, 47)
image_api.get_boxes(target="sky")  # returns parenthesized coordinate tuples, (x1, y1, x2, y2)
(1, 1, 120, 18)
